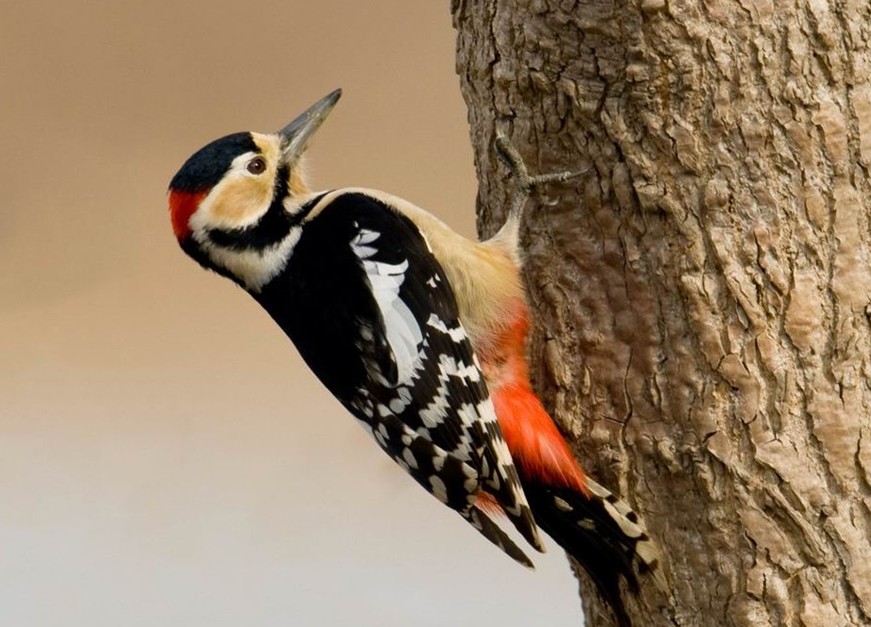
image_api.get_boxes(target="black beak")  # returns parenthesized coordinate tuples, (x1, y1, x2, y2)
(279, 88, 342, 164)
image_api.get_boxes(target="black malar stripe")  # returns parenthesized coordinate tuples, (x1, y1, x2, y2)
(206, 179, 329, 251)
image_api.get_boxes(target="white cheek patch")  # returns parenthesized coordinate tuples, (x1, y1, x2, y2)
(351, 228, 423, 383)
(191, 151, 273, 232)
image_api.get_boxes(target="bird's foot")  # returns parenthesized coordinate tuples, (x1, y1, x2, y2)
(494, 134, 586, 204)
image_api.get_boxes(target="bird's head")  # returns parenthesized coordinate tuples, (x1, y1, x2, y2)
(167, 89, 341, 290)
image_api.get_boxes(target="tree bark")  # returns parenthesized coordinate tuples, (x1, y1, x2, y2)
(452, 1, 871, 625)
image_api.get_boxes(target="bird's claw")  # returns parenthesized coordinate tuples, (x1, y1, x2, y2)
(495, 133, 586, 198)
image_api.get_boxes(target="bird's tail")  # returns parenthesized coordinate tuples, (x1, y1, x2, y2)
(461, 505, 535, 569)
(524, 477, 667, 627)
(491, 382, 669, 625)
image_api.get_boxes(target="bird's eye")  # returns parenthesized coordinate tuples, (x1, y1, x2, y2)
(246, 157, 266, 175)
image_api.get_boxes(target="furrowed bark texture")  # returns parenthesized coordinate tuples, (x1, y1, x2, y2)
(452, 1, 871, 625)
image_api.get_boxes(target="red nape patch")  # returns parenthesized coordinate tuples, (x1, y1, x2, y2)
(168, 190, 206, 240)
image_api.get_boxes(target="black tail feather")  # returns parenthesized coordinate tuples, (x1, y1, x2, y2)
(462, 506, 536, 569)
(525, 479, 665, 627)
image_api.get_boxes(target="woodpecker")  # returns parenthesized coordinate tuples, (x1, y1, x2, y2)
(168, 89, 666, 622)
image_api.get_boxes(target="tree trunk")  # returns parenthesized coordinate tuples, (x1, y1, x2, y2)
(452, 1, 871, 625)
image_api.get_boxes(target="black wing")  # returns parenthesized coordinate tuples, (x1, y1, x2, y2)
(255, 190, 542, 563)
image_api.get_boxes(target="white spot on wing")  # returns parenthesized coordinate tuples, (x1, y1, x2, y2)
(419, 354, 457, 429)
(427, 314, 467, 342)
(429, 475, 448, 502)
(351, 228, 423, 383)
(354, 228, 380, 245)
(389, 387, 413, 413)
(402, 447, 418, 469)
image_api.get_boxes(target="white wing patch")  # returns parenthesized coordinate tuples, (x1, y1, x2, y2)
(351, 228, 423, 384)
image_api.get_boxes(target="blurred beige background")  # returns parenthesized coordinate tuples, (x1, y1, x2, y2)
(0, 2, 581, 625)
